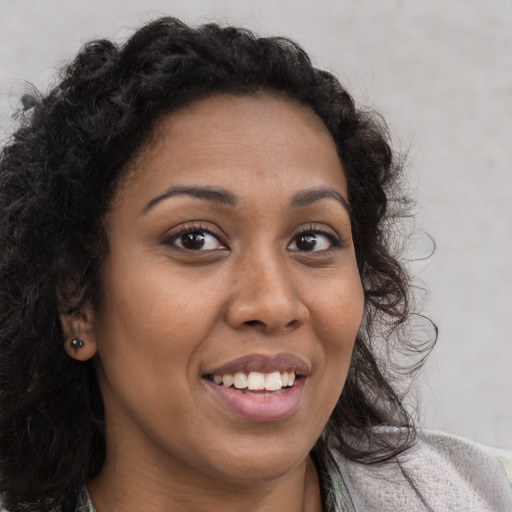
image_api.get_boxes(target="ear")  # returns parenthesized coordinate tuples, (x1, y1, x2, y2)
(60, 302, 98, 362)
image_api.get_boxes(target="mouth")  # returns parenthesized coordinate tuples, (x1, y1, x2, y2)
(202, 353, 309, 422)
(206, 370, 296, 394)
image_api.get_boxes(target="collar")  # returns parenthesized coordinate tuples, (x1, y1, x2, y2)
(311, 445, 356, 512)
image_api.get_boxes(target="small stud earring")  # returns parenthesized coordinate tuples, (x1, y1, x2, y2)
(71, 338, 85, 349)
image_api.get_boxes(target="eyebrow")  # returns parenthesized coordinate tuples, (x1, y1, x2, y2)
(142, 184, 350, 215)
(142, 185, 239, 213)
(290, 187, 350, 213)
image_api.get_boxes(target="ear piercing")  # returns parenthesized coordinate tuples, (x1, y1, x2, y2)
(71, 338, 85, 349)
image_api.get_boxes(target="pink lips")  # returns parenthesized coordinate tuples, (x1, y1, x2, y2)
(203, 353, 310, 422)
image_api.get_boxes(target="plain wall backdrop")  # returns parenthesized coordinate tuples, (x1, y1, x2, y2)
(1, 0, 511, 448)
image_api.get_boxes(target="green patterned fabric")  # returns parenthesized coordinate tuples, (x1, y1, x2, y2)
(76, 487, 95, 512)
(313, 448, 356, 512)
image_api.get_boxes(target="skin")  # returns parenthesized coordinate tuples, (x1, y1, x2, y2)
(63, 93, 365, 512)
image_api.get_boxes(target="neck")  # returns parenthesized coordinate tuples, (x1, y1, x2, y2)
(87, 454, 321, 512)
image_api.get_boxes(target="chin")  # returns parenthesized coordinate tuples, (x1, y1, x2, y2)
(203, 435, 312, 482)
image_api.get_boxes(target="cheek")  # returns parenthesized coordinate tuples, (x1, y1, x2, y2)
(97, 257, 223, 344)
(315, 272, 364, 337)
(299, 278, 363, 437)
(311, 275, 364, 378)
(92, 268, 216, 425)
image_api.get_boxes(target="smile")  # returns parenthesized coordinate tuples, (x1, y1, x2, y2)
(203, 353, 309, 422)
(204, 376, 305, 422)
(209, 370, 296, 391)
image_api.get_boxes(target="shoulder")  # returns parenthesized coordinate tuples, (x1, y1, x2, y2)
(331, 429, 512, 512)
(475, 442, 512, 485)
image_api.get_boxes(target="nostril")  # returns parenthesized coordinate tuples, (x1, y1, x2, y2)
(244, 320, 265, 327)
(241, 318, 303, 332)
(286, 319, 302, 330)
(226, 291, 309, 332)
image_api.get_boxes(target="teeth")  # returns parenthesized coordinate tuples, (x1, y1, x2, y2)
(233, 372, 248, 389)
(247, 372, 265, 390)
(265, 371, 282, 391)
(213, 370, 296, 391)
(222, 374, 234, 387)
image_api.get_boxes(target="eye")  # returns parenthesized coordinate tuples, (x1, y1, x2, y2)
(288, 231, 338, 252)
(168, 228, 226, 251)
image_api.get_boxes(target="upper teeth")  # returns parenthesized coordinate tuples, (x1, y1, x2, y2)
(212, 371, 296, 391)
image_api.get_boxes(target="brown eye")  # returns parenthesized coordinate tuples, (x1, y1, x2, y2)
(288, 232, 335, 252)
(171, 229, 226, 251)
(295, 234, 318, 251)
(180, 232, 206, 250)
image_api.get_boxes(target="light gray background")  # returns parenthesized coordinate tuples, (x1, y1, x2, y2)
(1, 0, 511, 448)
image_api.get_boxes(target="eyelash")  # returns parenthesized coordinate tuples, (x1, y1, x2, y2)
(163, 222, 227, 251)
(163, 223, 344, 253)
(289, 225, 344, 253)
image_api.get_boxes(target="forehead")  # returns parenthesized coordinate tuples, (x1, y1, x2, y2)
(117, 93, 347, 206)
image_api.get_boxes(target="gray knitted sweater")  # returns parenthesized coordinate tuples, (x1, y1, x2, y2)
(329, 430, 512, 511)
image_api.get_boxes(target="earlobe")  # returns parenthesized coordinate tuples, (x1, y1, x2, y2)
(60, 303, 98, 362)
(64, 336, 97, 361)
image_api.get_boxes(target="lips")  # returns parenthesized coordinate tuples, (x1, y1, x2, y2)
(205, 353, 311, 377)
(203, 353, 310, 422)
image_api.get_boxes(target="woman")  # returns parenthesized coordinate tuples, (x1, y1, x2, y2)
(0, 16, 510, 512)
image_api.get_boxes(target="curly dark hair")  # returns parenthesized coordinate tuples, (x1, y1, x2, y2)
(0, 16, 435, 512)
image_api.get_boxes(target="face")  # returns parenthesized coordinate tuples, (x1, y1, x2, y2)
(71, 94, 364, 486)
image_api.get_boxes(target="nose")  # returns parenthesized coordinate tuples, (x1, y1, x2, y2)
(225, 248, 309, 333)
